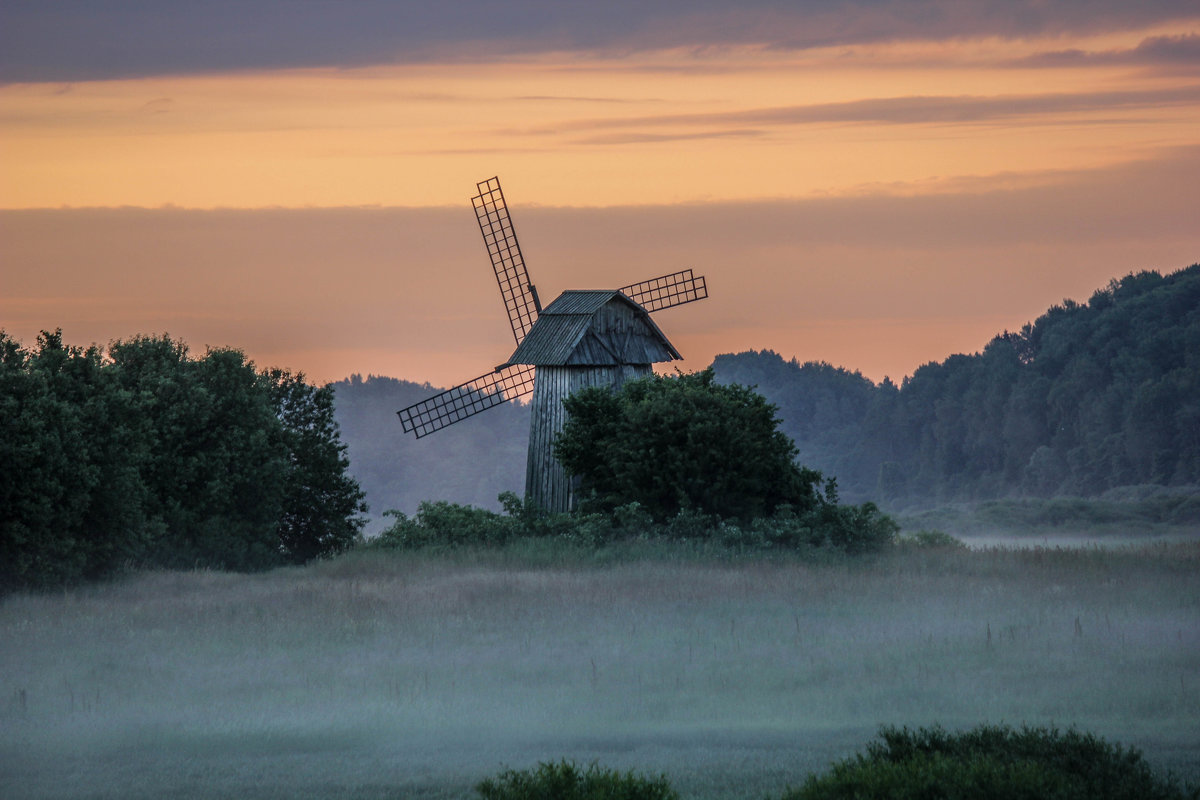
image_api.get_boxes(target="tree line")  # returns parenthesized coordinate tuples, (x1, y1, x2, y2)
(1, 330, 367, 591)
(713, 264, 1200, 505)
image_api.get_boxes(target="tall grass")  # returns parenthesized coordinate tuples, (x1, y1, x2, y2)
(1, 542, 1197, 799)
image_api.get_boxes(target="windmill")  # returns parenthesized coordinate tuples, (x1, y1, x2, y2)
(398, 177, 708, 512)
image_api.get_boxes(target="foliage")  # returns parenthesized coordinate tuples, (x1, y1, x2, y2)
(0, 330, 149, 588)
(0, 330, 366, 591)
(781, 724, 1198, 800)
(554, 368, 824, 522)
(898, 529, 968, 550)
(470, 726, 1196, 800)
(371, 493, 612, 551)
(713, 263, 1200, 505)
(108, 336, 290, 571)
(266, 369, 368, 563)
(476, 760, 679, 800)
(371, 491, 897, 556)
(374, 502, 515, 550)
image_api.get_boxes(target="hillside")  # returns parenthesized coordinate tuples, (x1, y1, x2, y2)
(713, 264, 1200, 506)
(335, 264, 1200, 518)
(331, 375, 528, 528)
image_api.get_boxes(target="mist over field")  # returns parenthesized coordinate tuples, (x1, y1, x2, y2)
(3, 546, 1197, 799)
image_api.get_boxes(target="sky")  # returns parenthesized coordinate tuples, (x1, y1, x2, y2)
(2, 1, 1199, 389)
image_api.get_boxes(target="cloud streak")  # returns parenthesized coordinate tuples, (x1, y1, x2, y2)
(1015, 32, 1200, 70)
(518, 84, 1200, 141)
(3, 1, 1197, 81)
(573, 128, 764, 145)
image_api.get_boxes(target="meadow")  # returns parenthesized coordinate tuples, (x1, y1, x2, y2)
(2, 541, 1198, 799)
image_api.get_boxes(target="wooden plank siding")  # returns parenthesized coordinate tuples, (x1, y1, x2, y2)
(509, 291, 682, 512)
(525, 363, 651, 512)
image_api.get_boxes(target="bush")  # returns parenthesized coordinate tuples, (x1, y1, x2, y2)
(1, 330, 367, 590)
(476, 760, 678, 800)
(781, 724, 1197, 800)
(372, 493, 601, 550)
(371, 502, 513, 549)
(371, 493, 898, 556)
(555, 369, 823, 522)
(899, 529, 968, 550)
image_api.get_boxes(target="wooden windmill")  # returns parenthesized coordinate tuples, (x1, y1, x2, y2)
(398, 177, 708, 512)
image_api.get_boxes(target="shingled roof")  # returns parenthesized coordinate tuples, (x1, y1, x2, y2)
(503, 290, 681, 367)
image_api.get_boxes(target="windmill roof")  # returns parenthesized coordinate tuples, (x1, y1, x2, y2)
(539, 289, 622, 315)
(503, 290, 681, 367)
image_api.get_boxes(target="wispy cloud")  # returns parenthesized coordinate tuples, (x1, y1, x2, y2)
(513, 85, 1200, 141)
(512, 95, 664, 104)
(573, 128, 763, 145)
(139, 97, 173, 114)
(1014, 32, 1200, 71)
(3, 1, 1197, 82)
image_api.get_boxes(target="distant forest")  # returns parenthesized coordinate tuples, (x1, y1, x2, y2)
(332, 376, 529, 527)
(333, 264, 1199, 518)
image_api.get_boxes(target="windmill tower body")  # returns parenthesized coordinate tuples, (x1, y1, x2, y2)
(398, 177, 708, 512)
(504, 291, 682, 511)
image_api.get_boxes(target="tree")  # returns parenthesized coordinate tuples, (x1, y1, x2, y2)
(709, 264, 1200, 504)
(782, 724, 1197, 800)
(554, 369, 823, 522)
(0, 330, 151, 589)
(1, 330, 368, 591)
(266, 369, 368, 563)
(109, 337, 288, 571)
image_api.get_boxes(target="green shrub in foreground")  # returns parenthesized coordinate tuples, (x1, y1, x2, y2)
(781, 724, 1198, 800)
(476, 760, 678, 800)
(472, 726, 1195, 800)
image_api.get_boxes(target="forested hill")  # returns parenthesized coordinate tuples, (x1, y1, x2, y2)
(331, 375, 528, 527)
(712, 264, 1200, 506)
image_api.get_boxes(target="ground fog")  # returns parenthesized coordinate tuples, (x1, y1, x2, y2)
(2, 544, 1198, 798)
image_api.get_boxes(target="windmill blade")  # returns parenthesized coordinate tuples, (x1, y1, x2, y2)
(472, 177, 541, 345)
(619, 269, 708, 313)
(397, 364, 536, 438)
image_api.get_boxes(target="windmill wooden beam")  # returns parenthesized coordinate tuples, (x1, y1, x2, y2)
(397, 176, 709, 511)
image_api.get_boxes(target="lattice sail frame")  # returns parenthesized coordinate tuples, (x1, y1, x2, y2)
(398, 364, 536, 439)
(619, 269, 708, 312)
(472, 177, 540, 345)
(398, 180, 710, 439)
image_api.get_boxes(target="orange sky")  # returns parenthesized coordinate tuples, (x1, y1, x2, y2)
(2, 8, 1199, 387)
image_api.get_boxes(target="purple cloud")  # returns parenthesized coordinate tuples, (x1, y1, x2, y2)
(2, 1, 1197, 82)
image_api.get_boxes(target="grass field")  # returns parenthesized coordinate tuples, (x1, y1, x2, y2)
(2, 541, 1198, 799)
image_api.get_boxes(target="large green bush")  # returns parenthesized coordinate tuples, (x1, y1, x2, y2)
(372, 492, 898, 556)
(471, 727, 1195, 800)
(554, 369, 823, 522)
(0, 330, 367, 590)
(782, 724, 1198, 800)
(476, 760, 678, 800)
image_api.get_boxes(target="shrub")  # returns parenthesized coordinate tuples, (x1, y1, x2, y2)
(372, 502, 514, 549)
(899, 529, 968, 550)
(1, 330, 366, 590)
(476, 760, 678, 800)
(371, 491, 898, 555)
(554, 369, 823, 522)
(781, 724, 1197, 800)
